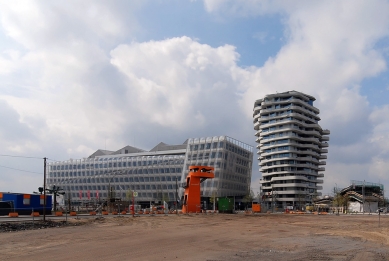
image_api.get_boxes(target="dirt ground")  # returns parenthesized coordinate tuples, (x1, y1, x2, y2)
(1, 213, 389, 261)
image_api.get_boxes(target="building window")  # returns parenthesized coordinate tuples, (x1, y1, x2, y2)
(23, 194, 31, 205)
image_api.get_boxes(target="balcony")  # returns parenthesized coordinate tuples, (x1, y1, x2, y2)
(320, 149, 328, 153)
(322, 129, 330, 135)
(254, 121, 260, 130)
(318, 167, 325, 171)
(319, 155, 327, 159)
(321, 142, 329, 148)
(317, 173, 324, 178)
(253, 105, 262, 112)
(319, 161, 326, 165)
(321, 136, 330, 141)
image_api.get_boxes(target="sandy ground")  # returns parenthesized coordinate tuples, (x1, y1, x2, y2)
(1, 213, 389, 261)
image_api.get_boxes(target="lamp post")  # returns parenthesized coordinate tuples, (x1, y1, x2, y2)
(175, 177, 178, 215)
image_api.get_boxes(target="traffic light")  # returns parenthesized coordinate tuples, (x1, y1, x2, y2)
(38, 187, 44, 194)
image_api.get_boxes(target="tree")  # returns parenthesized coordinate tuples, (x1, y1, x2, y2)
(332, 187, 349, 214)
(125, 189, 134, 202)
(209, 191, 218, 211)
(296, 193, 306, 211)
(209, 191, 217, 204)
(243, 189, 255, 210)
(161, 192, 169, 203)
(46, 185, 65, 211)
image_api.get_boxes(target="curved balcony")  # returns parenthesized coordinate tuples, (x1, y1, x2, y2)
(321, 142, 329, 148)
(254, 121, 260, 130)
(259, 156, 319, 166)
(262, 135, 321, 146)
(261, 98, 320, 113)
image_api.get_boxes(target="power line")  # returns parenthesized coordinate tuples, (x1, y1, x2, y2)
(0, 164, 42, 174)
(0, 154, 43, 160)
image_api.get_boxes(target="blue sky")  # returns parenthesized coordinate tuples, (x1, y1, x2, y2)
(136, 1, 285, 67)
(1, 0, 389, 196)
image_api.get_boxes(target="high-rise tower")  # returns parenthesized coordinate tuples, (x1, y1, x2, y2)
(253, 91, 330, 210)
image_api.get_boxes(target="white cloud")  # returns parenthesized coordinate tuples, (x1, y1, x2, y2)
(204, 0, 389, 191)
(0, 0, 389, 196)
(110, 37, 246, 131)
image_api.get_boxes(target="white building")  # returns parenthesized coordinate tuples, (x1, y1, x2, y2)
(47, 136, 253, 206)
(253, 91, 330, 210)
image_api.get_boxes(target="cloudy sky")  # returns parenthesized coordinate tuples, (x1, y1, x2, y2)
(1, 0, 389, 196)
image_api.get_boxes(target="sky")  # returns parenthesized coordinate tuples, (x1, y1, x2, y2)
(1, 0, 389, 196)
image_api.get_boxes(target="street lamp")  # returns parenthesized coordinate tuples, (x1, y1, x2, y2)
(175, 177, 178, 215)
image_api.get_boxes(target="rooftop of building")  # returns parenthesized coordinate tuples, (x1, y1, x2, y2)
(48, 136, 253, 164)
(254, 90, 317, 104)
(88, 142, 188, 159)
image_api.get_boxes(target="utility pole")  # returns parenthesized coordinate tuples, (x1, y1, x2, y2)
(43, 157, 47, 221)
(175, 177, 178, 215)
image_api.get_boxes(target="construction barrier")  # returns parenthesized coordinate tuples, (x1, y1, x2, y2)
(70, 211, 77, 216)
(55, 212, 63, 216)
(121, 211, 127, 215)
(112, 211, 118, 215)
(89, 211, 97, 215)
(8, 212, 18, 217)
(30, 211, 38, 217)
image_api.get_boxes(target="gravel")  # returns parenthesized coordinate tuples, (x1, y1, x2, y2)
(0, 220, 72, 232)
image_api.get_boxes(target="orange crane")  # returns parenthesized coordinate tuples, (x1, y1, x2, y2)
(182, 165, 214, 213)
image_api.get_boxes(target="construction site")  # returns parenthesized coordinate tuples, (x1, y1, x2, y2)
(2, 170, 389, 260)
(1, 213, 389, 261)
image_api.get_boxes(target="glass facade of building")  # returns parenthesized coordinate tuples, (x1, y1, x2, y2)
(47, 136, 253, 204)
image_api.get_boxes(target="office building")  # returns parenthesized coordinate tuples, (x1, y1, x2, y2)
(47, 136, 253, 206)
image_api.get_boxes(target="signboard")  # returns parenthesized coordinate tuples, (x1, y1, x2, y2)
(133, 192, 138, 197)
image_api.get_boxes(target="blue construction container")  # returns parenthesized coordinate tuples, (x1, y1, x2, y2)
(0, 192, 52, 215)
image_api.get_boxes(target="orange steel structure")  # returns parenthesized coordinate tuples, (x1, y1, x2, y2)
(182, 166, 214, 213)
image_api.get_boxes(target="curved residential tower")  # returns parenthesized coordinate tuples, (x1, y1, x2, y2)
(253, 91, 330, 210)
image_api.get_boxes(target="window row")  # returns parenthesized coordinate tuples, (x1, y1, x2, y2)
(50, 159, 185, 170)
(187, 151, 227, 160)
(49, 168, 183, 177)
(48, 175, 182, 184)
